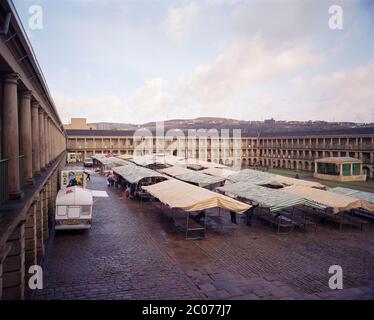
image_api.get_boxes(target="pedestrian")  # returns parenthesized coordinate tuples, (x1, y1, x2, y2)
(84, 170, 91, 182)
(245, 203, 259, 226)
(124, 185, 131, 199)
(67, 172, 77, 187)
(230, 211, 237, 224)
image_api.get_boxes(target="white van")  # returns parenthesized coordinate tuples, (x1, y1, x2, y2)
(55, 186, 93, 230)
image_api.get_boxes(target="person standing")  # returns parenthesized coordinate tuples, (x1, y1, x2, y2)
(230, 211, 237, 224)
(245, 203, 259, 226)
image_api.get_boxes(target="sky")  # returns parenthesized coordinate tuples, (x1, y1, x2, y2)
(13, 0, 374, 124)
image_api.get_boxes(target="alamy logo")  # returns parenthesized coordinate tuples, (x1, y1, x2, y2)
(28, 5, 43, 30)
(328, 5, 343, 30)
(328, 265, 343, 290)
(28, 265, 43, 290)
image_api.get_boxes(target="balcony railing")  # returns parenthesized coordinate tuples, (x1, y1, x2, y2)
(0, 159, 9, 205)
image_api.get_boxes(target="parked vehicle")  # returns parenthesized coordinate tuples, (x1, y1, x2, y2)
(55, 186, 93, 230)
(84, 157, 94, 167)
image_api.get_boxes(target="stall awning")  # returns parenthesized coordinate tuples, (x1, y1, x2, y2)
(269, 175, 326, 190)
(201, 167, 237, 178)
(217, 182, 325, 212)
(281, 185, 374, 213)
(226, 169, 326, 189)
(113, 165, 168, 184)
(330, 187, 374, 204)
(142, 179, 251, 213)
(159, 166, 192, 177)
(227, 169, 275, 184)
(115, 154, 133, 161)
(96, 157, 134, 167)
(175, 171, 226, 188)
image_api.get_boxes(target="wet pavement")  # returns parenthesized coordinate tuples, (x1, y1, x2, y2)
(35, 174, 374, 300)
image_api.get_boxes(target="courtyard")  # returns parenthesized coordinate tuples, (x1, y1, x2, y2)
(35, 174, 374, 300)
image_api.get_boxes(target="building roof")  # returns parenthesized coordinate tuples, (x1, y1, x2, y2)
(66, 126, 374, 138)
(257, 127, 374, 138)
(315, 157, 362, 164)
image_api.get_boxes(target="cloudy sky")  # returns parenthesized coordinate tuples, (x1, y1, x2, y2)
(13, 0, 374, 124)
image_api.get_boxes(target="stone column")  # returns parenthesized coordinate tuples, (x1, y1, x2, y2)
(36, 198, 44, 262)
(31, 102, 41, 176)
(24, 204, 37, 279)
(38, 109, 46, 171)
(44, 114, 49, 166)
(42, 188, 49, 244)
(2, 73, 22, 199)
(2, 223, 25, 300)
(48, 119, 52, 163)
(19, 91, 33, 185)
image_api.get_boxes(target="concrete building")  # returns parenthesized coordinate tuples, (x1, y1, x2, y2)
(314, 157, 366, 182)
(0, 1, 66, 299)
(66, 127, 374, 179)
(63, 118, 96, 130)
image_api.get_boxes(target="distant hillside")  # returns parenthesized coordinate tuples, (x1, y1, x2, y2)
(90, 117, 374, 136)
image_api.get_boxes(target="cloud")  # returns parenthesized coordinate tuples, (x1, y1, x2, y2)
(293, 60, 374, 122)
(163, 2, 202, 42)
(290, 76, 305, 91)
(178, 37, 324, 105)
(53, 92, 127, 123)
(130, 78, 173, 122)
(53, 78, 174, 124)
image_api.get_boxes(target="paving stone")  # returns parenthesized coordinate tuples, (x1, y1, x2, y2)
(33, 175, 374, 300)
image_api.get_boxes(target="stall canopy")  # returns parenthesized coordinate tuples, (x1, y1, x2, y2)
(281, 185, 374, 213)
(130, 154, 185, 167)
(96, 157, 134, 167)
(91, 153, 107, 161)
(177, 158, 228, 169)
(227, 169, 275, 184)
(115, 154, 133, 161)
(226, 169, 326, 189)
(201, 167, 237, 178)
(269, 175, 326, 190)
(159, 166, 192, 177)
(113, 165, 168, 184)
(330, 187, 374, 204)
(142, 179, 251, 213)
(175, 171, 226, 188)
(217, 182, 325, 212)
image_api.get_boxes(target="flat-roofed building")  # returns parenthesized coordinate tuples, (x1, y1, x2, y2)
(314, 157, 366, 182)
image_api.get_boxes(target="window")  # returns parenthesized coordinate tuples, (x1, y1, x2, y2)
(57, 206, 67, 216)
(342, 164, 351, 176)
(317, 162, 339, 175)
(352, 163, 361, 175)
(81, 205, 91, 215)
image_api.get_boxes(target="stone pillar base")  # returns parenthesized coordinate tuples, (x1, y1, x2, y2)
(9, 191, 24, 200)
(25, 178, 34, 186)
(2, 224, 25, 300)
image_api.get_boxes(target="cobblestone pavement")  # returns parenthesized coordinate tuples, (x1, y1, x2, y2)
(35, 175, 374, 300)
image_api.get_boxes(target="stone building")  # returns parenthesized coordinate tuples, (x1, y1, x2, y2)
(0, 1, 66, 299)
(66, 127, 374, 179)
